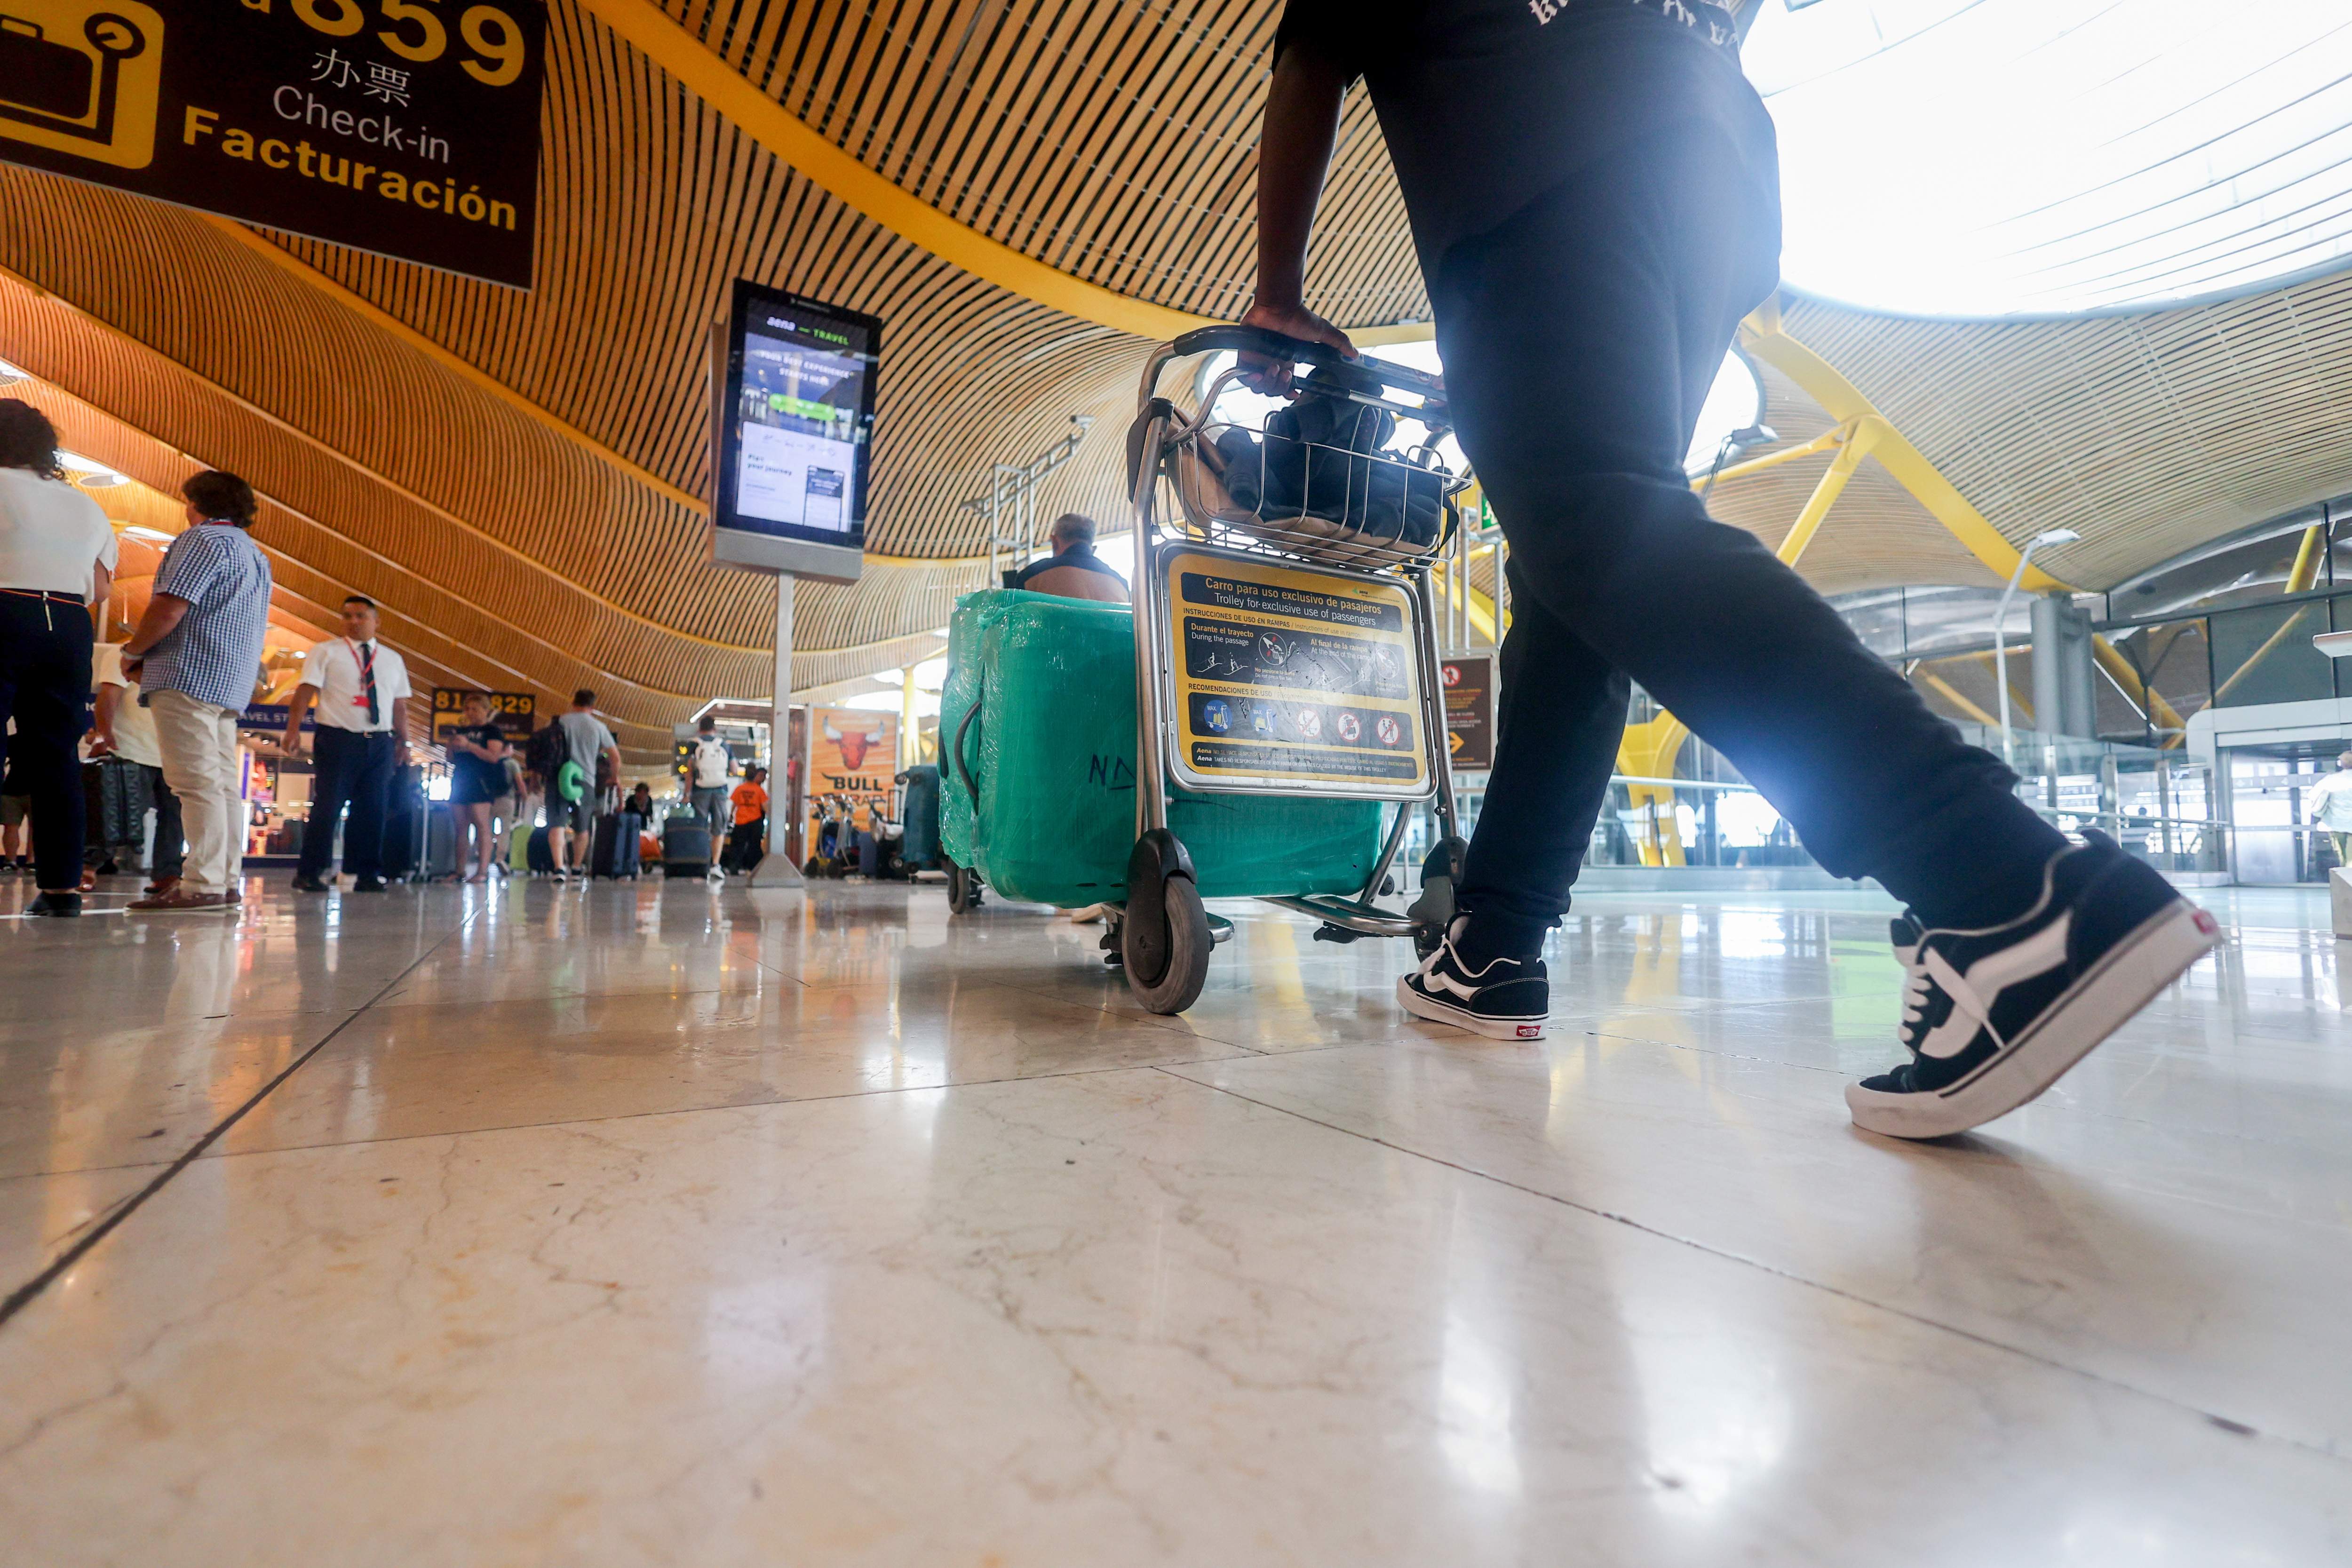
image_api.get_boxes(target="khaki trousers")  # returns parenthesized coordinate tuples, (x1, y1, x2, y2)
(150, 690, 246, 895)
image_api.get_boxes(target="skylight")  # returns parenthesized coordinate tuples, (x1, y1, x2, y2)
(1749, 0, 2352, 315)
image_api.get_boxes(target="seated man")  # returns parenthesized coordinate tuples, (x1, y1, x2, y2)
(1009, 513, 1129, 604)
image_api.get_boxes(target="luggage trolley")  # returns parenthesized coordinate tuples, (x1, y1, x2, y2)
(1113, 325, 1472, 1014)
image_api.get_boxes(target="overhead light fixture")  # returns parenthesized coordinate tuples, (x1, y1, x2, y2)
(0, 358, 24, 388)
(56, 449, 128, 488)
(122, 524, 175, 543)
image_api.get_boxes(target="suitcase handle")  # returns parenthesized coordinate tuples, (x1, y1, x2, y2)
(1, 16, 46, 37)
(953, 695, 983, 810)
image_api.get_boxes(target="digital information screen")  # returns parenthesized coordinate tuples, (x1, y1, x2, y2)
(710, 280, 880, 581)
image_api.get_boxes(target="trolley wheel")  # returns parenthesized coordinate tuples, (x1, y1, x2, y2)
(947, 863, 985, 914)
(1123, 875, 1210, 1013)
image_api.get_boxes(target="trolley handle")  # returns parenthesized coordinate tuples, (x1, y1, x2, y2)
(1168, 325, 1446, 406)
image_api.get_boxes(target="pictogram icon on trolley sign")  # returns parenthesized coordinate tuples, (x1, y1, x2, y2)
(1442, 663, 1462, 687)
(1335, 711, 1361, 744)
(1293, 707, 1322, 740)
(1375, 714, 1402, 746)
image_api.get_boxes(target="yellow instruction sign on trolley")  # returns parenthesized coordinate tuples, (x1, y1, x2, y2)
(1163, 547, 1430, 796)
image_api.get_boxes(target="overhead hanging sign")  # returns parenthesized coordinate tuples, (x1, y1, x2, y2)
(429, 686, 534, 744)
(1160, 546, 1431, 800)
(0, 0, 547, 287)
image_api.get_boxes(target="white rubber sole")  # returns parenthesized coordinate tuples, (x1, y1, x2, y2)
(1395, 975, 1548, 1041)
(1847, 899, 2221, 1140)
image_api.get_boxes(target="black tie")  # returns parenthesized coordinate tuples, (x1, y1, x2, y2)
(358, 642, 380, 726)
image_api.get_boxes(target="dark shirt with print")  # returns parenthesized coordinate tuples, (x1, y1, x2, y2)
(1274, 0, 1775, 279)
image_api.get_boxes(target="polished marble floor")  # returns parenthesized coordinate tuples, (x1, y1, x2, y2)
(0, 870, 2345, 1564)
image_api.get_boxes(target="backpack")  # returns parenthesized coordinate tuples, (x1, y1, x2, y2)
(524, 721, 567, 788)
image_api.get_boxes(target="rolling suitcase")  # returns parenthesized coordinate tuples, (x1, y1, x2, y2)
(661, 820, 712, 877)
(897, 765, 942, 869)
(527, 825, 556, 873)
(423, 804, 461, 879)
(591, 811, 643, 878)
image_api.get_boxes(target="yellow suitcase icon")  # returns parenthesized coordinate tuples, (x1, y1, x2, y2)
(0, 0, 164, 170)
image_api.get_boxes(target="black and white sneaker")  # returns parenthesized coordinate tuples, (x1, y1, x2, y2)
(1847, 833, 2221, 1140)
(1396, 919, 1549, 1040)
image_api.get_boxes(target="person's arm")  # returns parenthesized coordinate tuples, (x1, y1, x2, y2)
(90, 678, 123, 756)
(1239, 37, 1359, 393)
(121, 591, 191, 664)
(283, 682, 320, 757)
(391, 694, 411, 764)
(89, 561, 112, 623)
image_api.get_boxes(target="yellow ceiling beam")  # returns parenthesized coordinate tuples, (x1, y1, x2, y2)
(575, 0, 1212, 345)
(1741, 299, 2071, 594)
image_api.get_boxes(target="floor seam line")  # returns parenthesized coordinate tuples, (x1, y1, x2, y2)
(1154, 1067, 2349, 1466)
(0, 907, 485, 1331)
(48, 1054, 1257, 1166)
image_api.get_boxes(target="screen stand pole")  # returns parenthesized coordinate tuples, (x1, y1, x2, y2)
(750, 571, 805, 889)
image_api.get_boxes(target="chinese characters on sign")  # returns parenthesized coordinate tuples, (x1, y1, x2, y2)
(0, 0, 547, 287)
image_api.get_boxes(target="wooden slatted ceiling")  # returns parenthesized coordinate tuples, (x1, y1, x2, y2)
(1784, 273, 2352, 592)
(5, 0, 2352, 766)
(663, 0, 1423, 325)
(1708, 363, 2002, 596)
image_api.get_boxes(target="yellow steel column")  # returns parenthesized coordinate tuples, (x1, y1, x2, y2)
(2287, 523, 2327, 594)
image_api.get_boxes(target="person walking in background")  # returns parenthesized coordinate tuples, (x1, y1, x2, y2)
(89, 635, 181, 895)
(0, 399, 119, 916)
(120, 470, 269, 915)
(724, 765, 768, 873)
(1010, 513, 1130, 604)
(1246, 0, 2218, 1139)
(286, 595, 411, 893)
(627, 780, 655, 821)
(686, 715, 732, 843)
(549, 689, 619, 880)
(2309, 752, 2352, 871)
(444, 691, 509, 885)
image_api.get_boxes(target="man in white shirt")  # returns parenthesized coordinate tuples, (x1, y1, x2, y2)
(687, 715, 732, 843)
(284, 594, 411, 892)
(2309, 751, 2352, 872)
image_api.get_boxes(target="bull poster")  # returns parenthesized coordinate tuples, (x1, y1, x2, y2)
(0, 0, 546, 286)
(805, 704, 898, 833)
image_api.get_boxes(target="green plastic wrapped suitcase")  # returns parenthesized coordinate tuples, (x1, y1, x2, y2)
(939, 589, 1385, 907)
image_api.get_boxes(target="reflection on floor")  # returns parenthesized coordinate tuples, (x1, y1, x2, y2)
(1, 872, 2345, 1563)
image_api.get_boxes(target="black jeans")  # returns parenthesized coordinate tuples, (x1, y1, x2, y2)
(0, 595, 93, 891)
(1434, 123, 2063, 955)
(298, 728, 397, 880)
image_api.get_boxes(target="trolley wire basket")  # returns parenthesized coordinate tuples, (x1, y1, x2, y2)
(1161, 364, 1469, 574)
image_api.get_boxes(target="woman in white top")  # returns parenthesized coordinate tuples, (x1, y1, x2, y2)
(0, 400, 118, 916)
